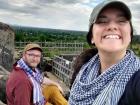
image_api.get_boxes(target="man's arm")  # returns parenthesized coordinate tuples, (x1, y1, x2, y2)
(42, 77, 63, 94)
(14, 80, 32, 105)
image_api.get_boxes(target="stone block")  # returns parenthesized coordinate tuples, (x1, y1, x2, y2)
(0, 22, 14, 72)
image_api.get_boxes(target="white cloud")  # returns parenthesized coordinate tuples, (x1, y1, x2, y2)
(0, 0, 139, 34)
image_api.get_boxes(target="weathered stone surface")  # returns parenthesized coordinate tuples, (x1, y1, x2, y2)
(0, 22, 14, 104)
(0, 66, 9, 75)
(0, 22, 14, 72)
(0, 100, 6, 105)
(0, 75, 8, 104)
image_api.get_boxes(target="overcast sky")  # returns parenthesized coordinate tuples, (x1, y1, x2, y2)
(0, 0, 140, 34)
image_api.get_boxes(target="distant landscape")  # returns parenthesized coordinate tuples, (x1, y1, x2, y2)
(12, 26, 87, 42)
(11, 25, 140, 43)
(11, 25, 140, 56)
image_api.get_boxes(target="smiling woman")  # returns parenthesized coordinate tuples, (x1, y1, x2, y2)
(92, 7, 131, 58)
(68, 0, 140, 105)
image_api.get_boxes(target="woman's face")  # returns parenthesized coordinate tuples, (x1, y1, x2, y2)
(92, 8, 131, 54)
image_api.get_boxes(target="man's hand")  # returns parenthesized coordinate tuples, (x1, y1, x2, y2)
(42, 77, 64, 94)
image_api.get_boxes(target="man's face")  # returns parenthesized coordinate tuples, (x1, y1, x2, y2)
(23, 49, 42, 69)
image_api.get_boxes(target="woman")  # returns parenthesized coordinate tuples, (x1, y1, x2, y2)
(68, 0, 140, 105)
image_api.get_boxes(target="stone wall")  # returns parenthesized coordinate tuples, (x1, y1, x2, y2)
(0, 22, 15, 104)
(0, 22, 14, 72)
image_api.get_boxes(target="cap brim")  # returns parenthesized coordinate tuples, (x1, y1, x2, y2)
(90, 1, 131, 25)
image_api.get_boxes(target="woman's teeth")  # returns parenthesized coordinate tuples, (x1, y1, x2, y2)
(104, 35, 120, 39)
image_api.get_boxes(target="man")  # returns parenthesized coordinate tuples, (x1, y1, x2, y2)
(6, 43, 67, 105)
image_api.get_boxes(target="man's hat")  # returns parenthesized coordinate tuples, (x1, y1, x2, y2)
(23, 43, 42, 52)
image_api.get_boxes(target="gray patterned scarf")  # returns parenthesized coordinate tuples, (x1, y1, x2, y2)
(17, 58, 45, 105)
(68, 50, 140, 105)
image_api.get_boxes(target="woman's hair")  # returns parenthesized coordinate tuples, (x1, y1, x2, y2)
(70, 48, 98, 88)
(87, 24, 94, 46)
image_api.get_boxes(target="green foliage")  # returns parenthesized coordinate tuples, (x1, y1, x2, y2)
(43, 48, 62, 58)
(131, 44, 140, 56)
(12, 26, 87, 42)
(12, 25, 140, 57)
(132, 35, 140, 44)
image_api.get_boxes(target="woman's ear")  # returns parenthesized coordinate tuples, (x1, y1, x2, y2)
(91, 40, 94, 44)
(91, 36, 95, 44)
(91, 33, 94, 44)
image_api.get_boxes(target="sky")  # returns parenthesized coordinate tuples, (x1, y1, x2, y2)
(0, 0, 140, 34)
